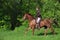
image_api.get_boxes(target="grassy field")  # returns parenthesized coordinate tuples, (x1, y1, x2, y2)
(0, 26, 60, 40)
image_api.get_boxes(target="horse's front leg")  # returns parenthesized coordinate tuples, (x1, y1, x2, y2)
(25, 27, 30, 35)
(32, 27, 35, 35)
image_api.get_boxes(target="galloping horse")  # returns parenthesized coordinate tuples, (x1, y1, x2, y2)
(23, 13, 57, 35)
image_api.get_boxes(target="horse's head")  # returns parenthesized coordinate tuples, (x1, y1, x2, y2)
(23, 13, 27, 20)
(22, 13, 34, 21)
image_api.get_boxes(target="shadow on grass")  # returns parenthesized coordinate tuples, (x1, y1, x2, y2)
(37, 32, 58, 36)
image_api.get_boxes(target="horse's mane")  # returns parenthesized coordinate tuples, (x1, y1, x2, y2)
(26, 13, 34, 18)
(28, 13, 33, 16)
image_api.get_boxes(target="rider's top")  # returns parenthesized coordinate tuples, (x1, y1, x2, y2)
(36, 7, 42, 18)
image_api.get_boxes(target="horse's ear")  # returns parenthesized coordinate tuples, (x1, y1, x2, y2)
(24, 13, 27, 15)
(24, 13, 26, 15)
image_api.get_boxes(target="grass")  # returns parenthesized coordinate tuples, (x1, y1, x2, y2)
(0, 26, 60, 40)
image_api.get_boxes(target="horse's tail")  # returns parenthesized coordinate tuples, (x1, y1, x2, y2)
(53, 19, 58, 26)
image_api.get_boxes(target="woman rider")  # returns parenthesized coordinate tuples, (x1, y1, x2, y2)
(35, 6, 42, 29)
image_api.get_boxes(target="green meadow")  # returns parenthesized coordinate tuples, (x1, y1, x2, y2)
(0, 26, 60, 40)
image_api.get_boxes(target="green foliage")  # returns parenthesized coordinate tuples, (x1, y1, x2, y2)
(0, 0, 60, 30)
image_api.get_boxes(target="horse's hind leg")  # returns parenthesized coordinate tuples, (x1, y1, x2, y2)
(44, 28, 48, 36)
(50, 27, 55, 34)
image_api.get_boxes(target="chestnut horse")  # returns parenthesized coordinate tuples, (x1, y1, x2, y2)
(23, 13, 57, 35)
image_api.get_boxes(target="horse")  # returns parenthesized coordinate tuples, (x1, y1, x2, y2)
(22, 13, 58, 35)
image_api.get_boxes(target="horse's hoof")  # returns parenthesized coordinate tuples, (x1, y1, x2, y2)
(32, 34, 34, 36)
(44, 34, 47, 36)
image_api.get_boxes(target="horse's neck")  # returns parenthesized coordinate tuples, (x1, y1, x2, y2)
(28, 17, 33, 21)
(27, 15, 34, 21)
